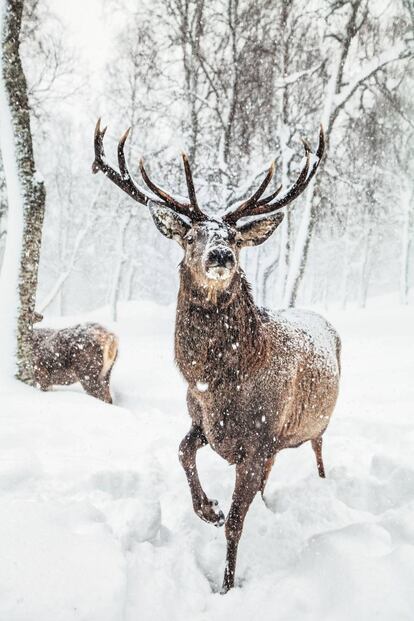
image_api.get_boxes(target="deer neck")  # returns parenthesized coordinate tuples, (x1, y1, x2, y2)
(175, 266, 267, 389)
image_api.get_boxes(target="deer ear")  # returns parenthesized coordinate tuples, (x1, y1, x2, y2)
(150, 205, 191, 244)
(236, 212, 284, 247)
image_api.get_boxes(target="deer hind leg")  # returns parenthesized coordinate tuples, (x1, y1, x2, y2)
(179, 425, 225, 527)
(79, 370, 112, 404)
(97, 335, 118, 403)
(311, 436, 326, 478)
(260, 455, 276, 499)
(79, 338, 118, 404)
(222, 457, 265, 593)
(98, 364, 115, 404)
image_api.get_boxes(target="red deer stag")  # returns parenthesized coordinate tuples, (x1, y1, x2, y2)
(92, 119, 341, 592)
(32, 312, 118, 404)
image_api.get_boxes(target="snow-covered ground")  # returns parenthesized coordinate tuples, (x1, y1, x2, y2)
(0, 299, 413, 621)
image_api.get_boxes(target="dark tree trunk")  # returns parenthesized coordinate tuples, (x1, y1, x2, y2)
(1, 0, 46, 384)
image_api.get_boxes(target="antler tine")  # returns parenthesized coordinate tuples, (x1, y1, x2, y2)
(256, 140, 312, 213)
(92, 118, 151, 206)
(92, 117, 106, 174)
(224, 161, 276, 225)
(256, 184, 283, 206)
(139, 159, 192, 218)
(117, 127, 145, 199)
(224, 126, 325, 223)
(181, 153, 205, 221)
(253, 126, 324, 215)
(117, 127, 131, 178)
(181, 153, 197, 206)
(316, 124, 325, 159)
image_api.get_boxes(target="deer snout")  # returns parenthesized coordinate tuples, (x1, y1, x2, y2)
(205, 247, 235, 281)
(205, 247, 235, 270)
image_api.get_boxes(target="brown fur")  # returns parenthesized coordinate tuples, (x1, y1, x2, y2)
(32, 322, 118, 403)
(176, 264, 340, 592)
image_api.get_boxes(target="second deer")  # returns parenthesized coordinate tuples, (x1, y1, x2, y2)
(33, 313, 118, 404)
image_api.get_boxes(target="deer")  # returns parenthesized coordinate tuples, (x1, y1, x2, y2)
(92, 119, 341, 592)
(32, 312, 118, 404)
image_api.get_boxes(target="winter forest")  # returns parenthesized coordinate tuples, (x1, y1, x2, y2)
(0, 0, 413, 619)
(1, 0, 412, 314)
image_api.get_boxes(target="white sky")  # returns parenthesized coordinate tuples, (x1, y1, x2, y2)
(47, 0, 115, 73)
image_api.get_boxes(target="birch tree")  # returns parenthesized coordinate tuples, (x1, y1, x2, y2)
(284, 0, 413, 306)
(0, 0, 45, 383)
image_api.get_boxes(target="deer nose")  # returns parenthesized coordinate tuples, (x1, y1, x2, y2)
(206, 247, 235, 269)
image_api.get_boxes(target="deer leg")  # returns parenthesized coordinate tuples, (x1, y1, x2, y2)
(222, 457, 264, 593)
(78, 373, 112, 404)
(179, 425, 225, 527)
(260, 455, 276, 499)
(99, 376, 113, 404)
(311, 436, 326, 478)
(34, 367, 50, 391)
(99, 366, 114, 404)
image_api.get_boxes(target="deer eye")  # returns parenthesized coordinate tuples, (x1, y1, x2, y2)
(186, 235, 194, 244)
(236, 239, 242, 248)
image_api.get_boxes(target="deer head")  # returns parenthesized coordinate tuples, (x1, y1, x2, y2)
(92, 120, 324, 293)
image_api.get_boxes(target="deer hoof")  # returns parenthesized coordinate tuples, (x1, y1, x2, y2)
(214, 510, 225, 527)
(196, 499, 225, 527)
(220, 577, 233, 594)
(208, 498, 225, 527)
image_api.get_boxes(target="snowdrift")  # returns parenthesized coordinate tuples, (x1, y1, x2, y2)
(0, 300, 413, 620)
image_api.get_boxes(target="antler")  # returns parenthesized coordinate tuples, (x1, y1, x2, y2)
(93, 118, 153, 206)
(224, 126, 325, 225)
(139, 155, 205, 221)
(92, 118, 206, 221)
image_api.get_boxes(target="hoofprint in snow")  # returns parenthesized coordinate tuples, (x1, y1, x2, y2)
(0, 299, 413, 621)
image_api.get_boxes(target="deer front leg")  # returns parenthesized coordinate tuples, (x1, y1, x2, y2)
(179, 425, 225, 527)
(222, 457, 265, 593)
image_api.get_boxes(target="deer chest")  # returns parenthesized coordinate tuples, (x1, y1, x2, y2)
(188, 384, 277, 464)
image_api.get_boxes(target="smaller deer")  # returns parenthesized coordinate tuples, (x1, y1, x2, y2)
(32, 313, 118, 403)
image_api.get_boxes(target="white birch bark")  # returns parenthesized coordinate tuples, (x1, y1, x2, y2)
(109, 210, 131, 322)
(399, 184, 413, 304)
(0, 0, 23, 380)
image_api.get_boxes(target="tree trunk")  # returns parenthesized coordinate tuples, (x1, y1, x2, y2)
(283, 175, 319, 307)
(359, 218, 372, 309)
(109, 210, 131, 322)
(273, 1, 292, 306)
(0, 0, 45, 383)
(400, 185, 413, 304)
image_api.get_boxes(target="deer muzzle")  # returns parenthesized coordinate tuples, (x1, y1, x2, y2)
(205, 246, 235, 281)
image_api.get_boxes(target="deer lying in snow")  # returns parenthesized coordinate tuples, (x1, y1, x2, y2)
(92, 119, 341, 592)
(32, 313, 118, 403)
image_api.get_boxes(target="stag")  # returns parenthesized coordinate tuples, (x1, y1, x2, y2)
(92, 120, 341, 592)
(32, 312, 118, 403)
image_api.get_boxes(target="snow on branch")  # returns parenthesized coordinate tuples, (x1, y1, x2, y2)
(273, 63, 323, 89)
(333, 42, 413, 113)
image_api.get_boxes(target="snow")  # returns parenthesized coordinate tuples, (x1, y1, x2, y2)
(0, 299, 413, 620)
(272, 308, 339, 374)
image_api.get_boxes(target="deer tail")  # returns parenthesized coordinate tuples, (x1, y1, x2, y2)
(100, 333, 119, 379)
